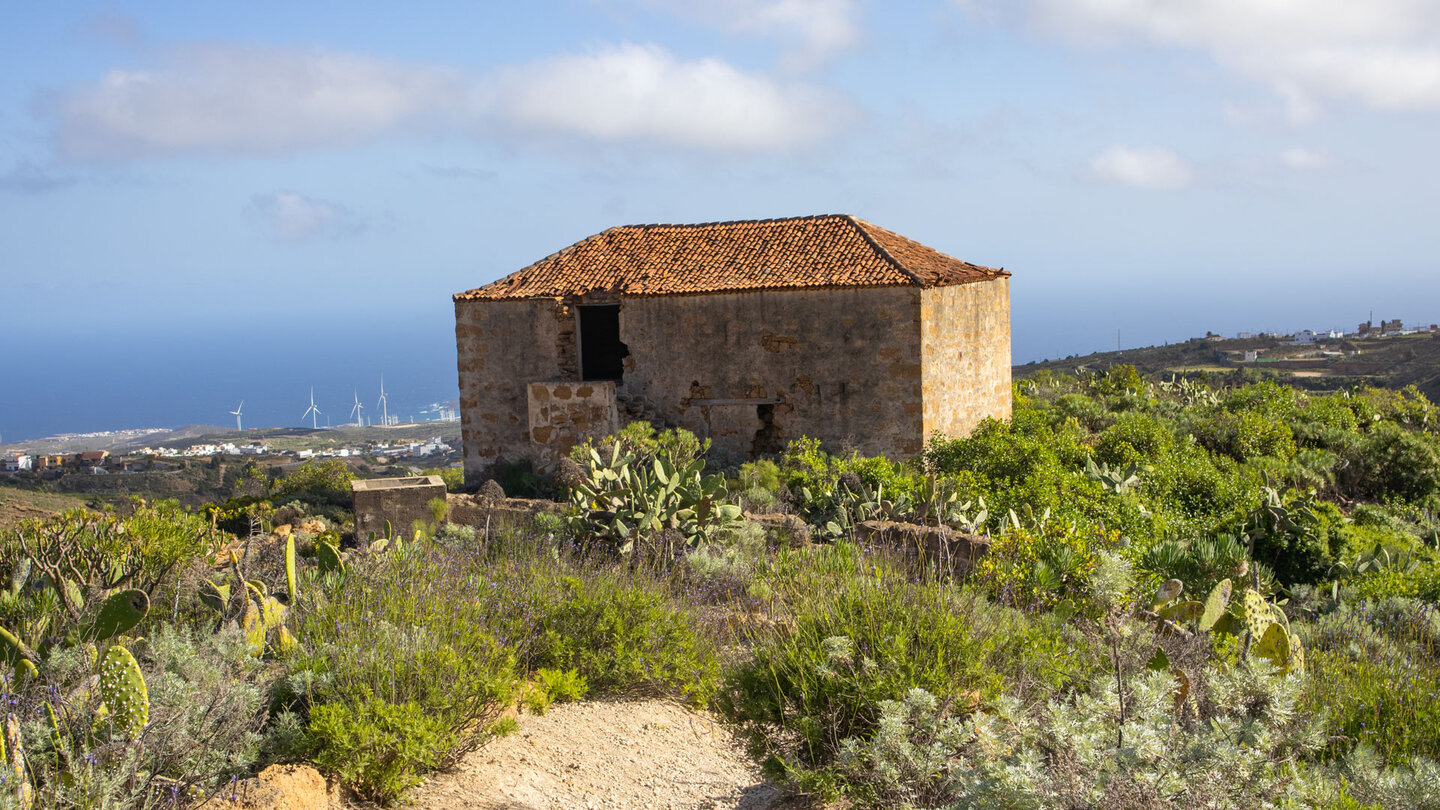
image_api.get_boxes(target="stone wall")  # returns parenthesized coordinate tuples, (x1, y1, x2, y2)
(351, 475, 446, 539)
(919, 278, 1012, 439)
(456, 279, 1011, 479)
(618, 287, 924, 463)
(526, 380, 619, 470)
(854, 520, 991, 577)
(456, 298, 567, 480)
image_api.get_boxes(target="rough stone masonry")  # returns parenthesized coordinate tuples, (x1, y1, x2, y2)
(453, 214, 1012, 482)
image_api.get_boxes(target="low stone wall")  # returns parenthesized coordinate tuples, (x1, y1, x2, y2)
(446, 492, 567, 534)
(745, 512, 812, 547)
(351, 476, 446, 540)
(854, 520, 990, 576)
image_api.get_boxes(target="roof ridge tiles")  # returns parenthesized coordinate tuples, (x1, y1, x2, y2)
(843, 215, 925, 287)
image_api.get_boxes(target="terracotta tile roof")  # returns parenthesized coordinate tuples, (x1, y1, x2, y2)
(454, 214, 1006, 301)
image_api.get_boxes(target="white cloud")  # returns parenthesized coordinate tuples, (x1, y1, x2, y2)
(245, 191, 366, 242)
(1280, 147, 1331, 170)
(491, 43, 849, 151)
(1087, 145, 1194, 189)
(45, 42, 844, 160)
(1024, 0, 1440, 117)
(638, 0, 860, 66)
(50, 45, 466, 160)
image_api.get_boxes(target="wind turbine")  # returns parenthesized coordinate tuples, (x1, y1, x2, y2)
(302, 388, 322, 429)
(376, 376, 390, 426)
(349, 390, 365, 426)
(230, 400, 244, 431)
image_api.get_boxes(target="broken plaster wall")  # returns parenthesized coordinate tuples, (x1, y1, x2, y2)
(919, 279, 1012, 439)
(618, 287, 925, 464)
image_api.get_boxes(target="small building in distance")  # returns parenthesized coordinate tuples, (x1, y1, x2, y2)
(453, 214, 1012, 479)
(2, 454, 32, 472)
(76, 450, 109, 467)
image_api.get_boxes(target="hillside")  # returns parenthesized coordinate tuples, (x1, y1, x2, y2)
(1016, 330, 1440, 400)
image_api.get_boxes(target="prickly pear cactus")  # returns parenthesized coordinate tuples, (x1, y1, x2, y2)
(3, 713, 33, 809)
(259, 596, 287, 631)
(98, 646, 149, 738)
(80, 589, 149, 641)
(199, 579, 231, 614)
(44, 701, 63, 757)
(285, 535, 298, 600)
(317, 542, 345, 576)
(1199, 578, 1232, 631)
(0, 626, 35, 676)
(241, 598, 265, 657)
(1152, 578, 1184, 609)
(275, 625, 299, 656)
(1253, 624, 1291, 672)
(1242, 589, 1272, 639)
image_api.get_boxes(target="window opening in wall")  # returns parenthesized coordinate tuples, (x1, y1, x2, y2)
(578, 304, 628, 381)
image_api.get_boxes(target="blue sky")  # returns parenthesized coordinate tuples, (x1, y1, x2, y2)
(2, 1, 1439, 440)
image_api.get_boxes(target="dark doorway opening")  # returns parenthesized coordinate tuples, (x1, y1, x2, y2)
(752, 403, 785, 455)
(579, 305, 628, 381)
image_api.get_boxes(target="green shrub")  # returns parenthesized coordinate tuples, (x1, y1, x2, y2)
(1347, 422, 1440, 503)
(1300, 599, 1440, 765)
(523, 570, 718, 702)
(571, 421, 710, 468)
(851, 665, 1327, 809)
(719, 572, 1096, 783)
(537, 667, 589, 704)
(1094, 413, 1174, 467)
(971, 524, 1128, 613)
(1197, 410, 1298, 463)
(290, 539, 519, 779)
(422, 465, 466, 493)
(308, 697, 453, 806)
(271, 459, 355, 505)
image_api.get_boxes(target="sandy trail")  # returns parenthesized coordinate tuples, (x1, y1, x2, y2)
(405, 699, 785, 810)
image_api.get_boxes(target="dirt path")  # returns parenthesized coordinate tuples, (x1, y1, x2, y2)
(406, 699, 785, 810)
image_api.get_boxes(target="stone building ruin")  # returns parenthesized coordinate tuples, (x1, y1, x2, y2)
(453, 214, 1012, 480)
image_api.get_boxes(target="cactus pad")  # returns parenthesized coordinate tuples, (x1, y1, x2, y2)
(241, 598, 265, 657)
(1199, 578, 1232, 631)
(1158, 600, 1204, 623)
(44, 701, 63, 757)
(317, 542, 345, 576)
(199, 579, 230, 614)
(1287, 632, 1305, 676)
(1242, 589, 1272, 639)
(260, 596, 287, 631)
(1151, 578, 1184, 609)
(276, 625, 299, 656)
(285, 535, 298, 600)
(98, 646, 149, 738)
(1253, 623, 1292, 673)
(3, 713, 33, 809)
(80, 589, 149, 641)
